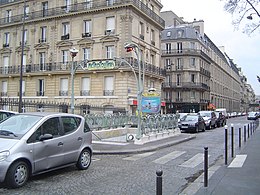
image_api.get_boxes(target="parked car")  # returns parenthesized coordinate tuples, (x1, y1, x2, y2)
(215, 111, 226, 127)
(247, 112, 258, 120)
(198, 111, 217, 129)
(0, 112, 92, 188)
(0, 110, 17, 122)
(179, 114, 206, 133)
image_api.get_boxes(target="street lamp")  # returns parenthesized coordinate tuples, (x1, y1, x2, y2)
(124, 42, 145, 140)
(18, 0, 27, 113)
(69, 47, 79, 114)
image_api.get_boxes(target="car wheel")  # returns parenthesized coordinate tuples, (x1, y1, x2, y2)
(202, 125, 206, 132)
(5, 161, 29, 188)
(76, 149, 92, 170)
(195, 126, 199, 133)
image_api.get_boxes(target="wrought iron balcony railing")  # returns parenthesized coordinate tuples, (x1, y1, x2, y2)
(0, 0, 164, 27)
(162, 82, 210, 91)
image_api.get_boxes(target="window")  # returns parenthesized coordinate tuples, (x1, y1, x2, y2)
(3, 56, 9, 74)
(165, 59, 171, 70)
(151, 29, 155, 45)
(177, 74, 181, 86)
(40, 26, 47, 42)
(106, 17, 115, 34)
(64, 0, 71, 12)
(166, 31, 171, 37)
(61, 116, 79, 134)
(39, 52, 46, 71)
(150, 54, 155, 65)
(1, 81, 7, 96)
(83, 48, 90, 60)
(177, 58, 182, 69)
(107, 0, 114, 6)
(177, 91, 181, 101)
(60, 78, 68, 96)
(106, 46, 115, 59)
(191, 74, 195, 83)
(104, 76, 114, 96)
(22, 80, 25, 96)
(190, 42, 195, 50)
(190, 58, 196, 66)
(85, 0, 92, 9)
(166, 43, 171, 53)
(62, 23, 70, 36)
(24, 5, 29, 19)
(35, 117, 60, 140)
(62, 50, 69, 64)
(81, 77, 90, 96)
(139, 22, 144, 39)
(191, 91, 195, 99)
(38, 79, 44, 96)
(21, 29, 27, 45)
(83, 20, 92, 33)
(5, 10, 12, 23)
(166, 75, 170, 86)
(177, 42, 182, 53)
(22, 54, 27, 66)
(42, 2, 48, 17)
(177, 30, 184, 38)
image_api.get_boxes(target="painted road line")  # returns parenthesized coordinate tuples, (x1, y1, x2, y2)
(93, 141, 129, 146)
(153, 151, 186, 164)
(228, 154, 247, 168)
(179, 153, 210, 168)
(123, 152, 156, 161)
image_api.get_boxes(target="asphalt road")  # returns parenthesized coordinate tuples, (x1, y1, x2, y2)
(0, 116, 256, 194)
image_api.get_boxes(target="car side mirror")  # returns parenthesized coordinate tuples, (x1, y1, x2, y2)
(39, 134, 53, 141)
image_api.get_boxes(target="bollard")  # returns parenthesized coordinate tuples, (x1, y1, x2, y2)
(239, 127, 241, 148)
(156, 170, 163, 195)
(204, 147, 208, 187)
(231, 124, 234, 158)
(250, 122, 253, 135)
(225, 125, 228, 165)
(244, 125, 246, 142)
(248, 124, 250, 139)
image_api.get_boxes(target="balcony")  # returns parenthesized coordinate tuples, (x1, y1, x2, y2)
(162, 82, 210, 91)
(36, 91, 44, 96)
(80, 90, 90, 96)
(82, 32, 91, 38)
(200, 67, 211, 77)
(103, 90, 114, 96)
(59, 90, 68, 96)
(61, 34, 69, 40)
(3, 43, 9, 48)
(162, 49, 211, 61)
(105, 29, 115, 35)
(38, 38, 47, 43)
(0, 0, 165, 28)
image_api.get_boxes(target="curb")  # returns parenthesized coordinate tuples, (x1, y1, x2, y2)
(93, 134, 196, 155)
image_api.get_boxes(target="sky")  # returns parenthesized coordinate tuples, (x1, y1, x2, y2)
(160, 0, 260, 95)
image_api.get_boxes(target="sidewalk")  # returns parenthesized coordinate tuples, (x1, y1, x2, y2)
(92, 133, 196, 154)
(195, 126, 260, 195)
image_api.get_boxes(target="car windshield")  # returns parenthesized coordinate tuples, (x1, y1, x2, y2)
(0, 114, 42, 139)
(215, 112, 220, 117)
(182, 115, 197, 121)
(199, 112, 211, 117)
(248, 112, 256, 116)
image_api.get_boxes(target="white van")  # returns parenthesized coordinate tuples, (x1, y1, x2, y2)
(215, 108, 227, 117)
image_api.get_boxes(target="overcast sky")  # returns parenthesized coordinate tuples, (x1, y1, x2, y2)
(160, 0, 260, 95)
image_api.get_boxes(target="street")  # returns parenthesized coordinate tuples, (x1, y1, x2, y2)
(0, 116, 256, 194)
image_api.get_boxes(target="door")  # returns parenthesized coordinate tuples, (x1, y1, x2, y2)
(32, 117, 64, 172)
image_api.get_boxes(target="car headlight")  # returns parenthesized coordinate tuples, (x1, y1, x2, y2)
(0, 151, 10, 162)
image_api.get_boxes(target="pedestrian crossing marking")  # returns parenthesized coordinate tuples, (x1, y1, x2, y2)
(179, 153, 208, 168)
(228, 155, 247, 168)
(123, 152, 156, 161)
(153, 151, 186, 164)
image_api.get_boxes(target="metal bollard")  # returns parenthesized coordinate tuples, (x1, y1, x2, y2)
(239, 127, 241, 148)
(248, 124, 250, 139)
(231, 124, 234, 158)
(250, 122, 253, 135)
(244, 125, 246, 142)
(225, 125, 228, 165)
(156, 170, 163, 195)
(204, 147, 208, 187)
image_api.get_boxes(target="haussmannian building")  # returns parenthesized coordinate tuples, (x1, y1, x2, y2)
(160, 11, 242, 113)
(0, 0, 166, 114)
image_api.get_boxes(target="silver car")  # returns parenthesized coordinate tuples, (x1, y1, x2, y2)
(0, 112, 92, 188)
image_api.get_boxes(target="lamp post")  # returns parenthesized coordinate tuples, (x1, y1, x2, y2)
(124, 42, 144, 140)
(69, 48, 79, 114)
(18, 0, 27, 113)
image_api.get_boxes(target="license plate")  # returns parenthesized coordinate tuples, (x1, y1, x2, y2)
(182, 126, 188, 128)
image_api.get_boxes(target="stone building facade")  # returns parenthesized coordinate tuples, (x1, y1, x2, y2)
(0, 0, 165, 114)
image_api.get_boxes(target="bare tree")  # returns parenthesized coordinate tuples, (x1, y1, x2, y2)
(220, 0, 260, 35)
